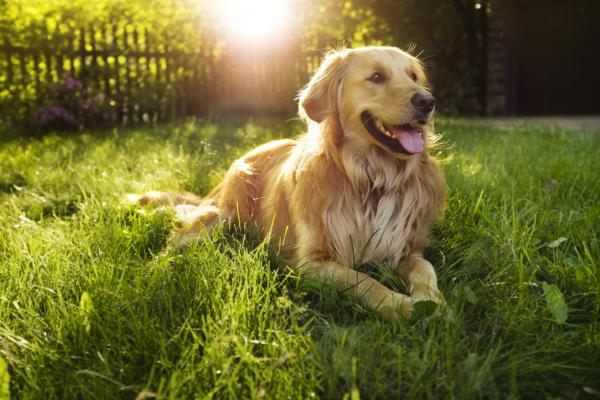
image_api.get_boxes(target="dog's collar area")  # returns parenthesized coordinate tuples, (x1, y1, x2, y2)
(360, 111, 425, 155)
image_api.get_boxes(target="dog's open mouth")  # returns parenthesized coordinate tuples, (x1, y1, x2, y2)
(360, 111, 425, 154)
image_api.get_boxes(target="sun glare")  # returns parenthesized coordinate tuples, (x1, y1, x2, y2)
(216, 0, 291, 41)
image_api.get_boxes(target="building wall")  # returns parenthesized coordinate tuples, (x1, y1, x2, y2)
(486, 0, 515, 115)
(487, 0, 600, 115)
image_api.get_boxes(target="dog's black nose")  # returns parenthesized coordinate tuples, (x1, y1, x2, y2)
(411, 92, 435, 114)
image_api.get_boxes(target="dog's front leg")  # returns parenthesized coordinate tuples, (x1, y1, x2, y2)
(300, 261, 413, 320)
(394, 256, 445, 306)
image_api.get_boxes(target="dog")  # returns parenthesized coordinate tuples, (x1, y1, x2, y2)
(129, 46, 447, 319)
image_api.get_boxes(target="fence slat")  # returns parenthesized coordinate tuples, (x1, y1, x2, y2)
(2, 36, 14, 125)
(3, 36, 13, 85)
(89, 26, 98, 93)
(101, 25, 111, 102)
(18, 49, 28, 117)
(133, 27, 143, 122)
(56, 23, 64, 80)
(111, 24, 122, 123)
(78, 28, 86, 80)
(67, 26, 76, 78)
(142, 28, 153, 122)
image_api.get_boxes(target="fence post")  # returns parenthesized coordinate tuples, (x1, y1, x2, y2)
(123, 25, 132, 124)
(42, 24, 53, 86)
(67, 25, 75, 79)
(148, 29, 161, 123)
(165, 47, 175, 121)
(89, 26, 99, 93)
(100, 25, 111, 104)
(133, 27, 143, 122)
(55, 23, 64, 81)
(110, 24, 122, 124)
(2, 36, 14, 126)
(78, 28, 86, 80)
(142, 28, 153, 123)
(16, 45, 29, 121)
(32, 37, 41, 107)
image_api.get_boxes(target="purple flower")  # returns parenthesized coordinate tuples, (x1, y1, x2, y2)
(36, 108, 52, 125)
(50, 106, 73, 122)
(79, 100, 90, 111)
(64, 75, 83, 90)
(35, 75, 116, 130)
(35, 105, 74, 125)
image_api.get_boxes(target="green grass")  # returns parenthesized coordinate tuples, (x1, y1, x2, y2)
(0, 118, 599, 399)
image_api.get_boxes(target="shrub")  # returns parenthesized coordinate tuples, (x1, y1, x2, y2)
(34, 74, 114, 131)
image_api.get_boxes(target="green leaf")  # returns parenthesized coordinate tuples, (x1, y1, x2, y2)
(542, 282, 568, 323)
(464, 285, 479, 305)
(79, 291, 95, 333)
(0, 356, 10, 400)
(547, 237, 567, 248)
(79, 291, 95, 314)
(413, 300, 438, 318)
(564, 255, 579, 268)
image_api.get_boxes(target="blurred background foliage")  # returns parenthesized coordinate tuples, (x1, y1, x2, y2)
(0, 0, 488, 132)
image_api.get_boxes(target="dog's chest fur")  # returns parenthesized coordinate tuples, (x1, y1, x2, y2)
(325, 184, 421, 267)
(323, 151, 429, 267)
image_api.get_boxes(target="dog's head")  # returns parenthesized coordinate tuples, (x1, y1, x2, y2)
(299, 46, 435, 157)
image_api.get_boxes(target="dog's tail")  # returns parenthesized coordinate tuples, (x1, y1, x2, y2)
(125, 190, 204, 207)
(126, 190, 220, 224)
(126, 190, 222, 248)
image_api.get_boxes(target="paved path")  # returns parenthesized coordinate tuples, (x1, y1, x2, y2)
(458, 115, 600, 133)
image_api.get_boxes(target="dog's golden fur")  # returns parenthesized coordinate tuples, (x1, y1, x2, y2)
(131, 46, 447, 319)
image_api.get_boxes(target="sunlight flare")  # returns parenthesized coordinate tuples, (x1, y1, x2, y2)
(216, 0, 291, 41)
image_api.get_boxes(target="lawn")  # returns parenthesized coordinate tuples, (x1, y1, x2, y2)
(0, 119, 598, 399)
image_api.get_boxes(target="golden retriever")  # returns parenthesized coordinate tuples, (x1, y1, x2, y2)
(129, 46, 447, 319)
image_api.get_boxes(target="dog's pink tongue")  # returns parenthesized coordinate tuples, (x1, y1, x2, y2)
(389, 125, 424, 154)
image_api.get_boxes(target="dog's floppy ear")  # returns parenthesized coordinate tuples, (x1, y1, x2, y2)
(298, 49, 348, 123)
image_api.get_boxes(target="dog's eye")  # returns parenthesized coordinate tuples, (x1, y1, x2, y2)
(409, 71, 418, 82)
(367, 72, 386, 84)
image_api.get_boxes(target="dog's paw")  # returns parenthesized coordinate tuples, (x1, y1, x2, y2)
(167, 227, 208, 253)
(377, 292, 414, 320)
(125, 191, 170, 207)
(125, 193, 143, 205)
(409, 289, 446, 319)
(410, 287, 446, 307)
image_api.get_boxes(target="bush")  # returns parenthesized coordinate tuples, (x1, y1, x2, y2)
(34, 74, 114, 131)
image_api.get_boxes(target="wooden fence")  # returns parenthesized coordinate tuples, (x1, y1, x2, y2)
(0, 23, 322, 129)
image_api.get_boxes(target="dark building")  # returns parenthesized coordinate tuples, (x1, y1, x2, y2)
(486, 0, 600, 115)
